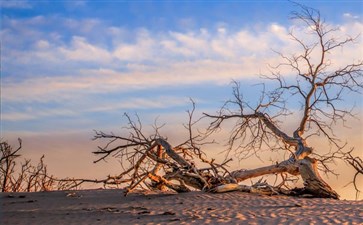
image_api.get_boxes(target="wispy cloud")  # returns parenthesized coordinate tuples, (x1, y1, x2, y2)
(59, 36, 113, 63)
(1, 95, 191, 122)
(2, 14, 362, 124)
(343, 12, 360, 20)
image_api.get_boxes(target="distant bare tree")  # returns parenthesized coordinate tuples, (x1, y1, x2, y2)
(0, 139, 84, 192)
(1, 138, 22, 192)
(92, 4, 362, 198)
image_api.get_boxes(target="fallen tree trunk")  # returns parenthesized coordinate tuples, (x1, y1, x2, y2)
(218, 156, 339, 199)
(230, 161, 299, 182)
(92, 111, 341, 199)
(155, 138, 340, 198)
(93, 129, 340, 198)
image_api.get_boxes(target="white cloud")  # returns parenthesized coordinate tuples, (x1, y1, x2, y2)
(343, 13, 360, 20)
(217, 27, 227, 35)
(211, 39, 235, 58)
(113, 28, 156, 61)
(1, 112, 36, 121)
(169, 31, 209, 54)
(35, 40, 50, 49)
(2, 15, 362, 122)
(1, 95, 191, 122)
(59, 36, 112, 63)
(90, 96, 191, 113)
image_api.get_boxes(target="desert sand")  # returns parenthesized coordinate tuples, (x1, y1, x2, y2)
(1, 189, 362, 225)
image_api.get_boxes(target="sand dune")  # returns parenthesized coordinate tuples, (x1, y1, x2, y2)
(1, 189, 362, 224)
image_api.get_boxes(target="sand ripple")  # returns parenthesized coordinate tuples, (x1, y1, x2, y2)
(1, 189, 362, 224)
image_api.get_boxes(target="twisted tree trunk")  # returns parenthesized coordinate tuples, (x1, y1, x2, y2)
(227, 158, 339, 199)
(298, 157, 339, 199)
(209, 112, 339, 199)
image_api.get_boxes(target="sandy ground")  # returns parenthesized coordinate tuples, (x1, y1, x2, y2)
(1, 189, 362, 225)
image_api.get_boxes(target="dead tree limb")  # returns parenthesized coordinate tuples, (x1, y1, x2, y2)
(344, 149, 363, 199)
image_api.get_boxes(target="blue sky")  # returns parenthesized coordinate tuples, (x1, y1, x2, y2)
(2, 0, 362, 132)
(1, 0, 363, 197)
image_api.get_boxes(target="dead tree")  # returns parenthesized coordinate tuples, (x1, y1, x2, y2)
(0, 139, 84, 192)
(92, 5, 362, 198)
(204, 5, 362, 199)
(0, 139, 22, 192)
